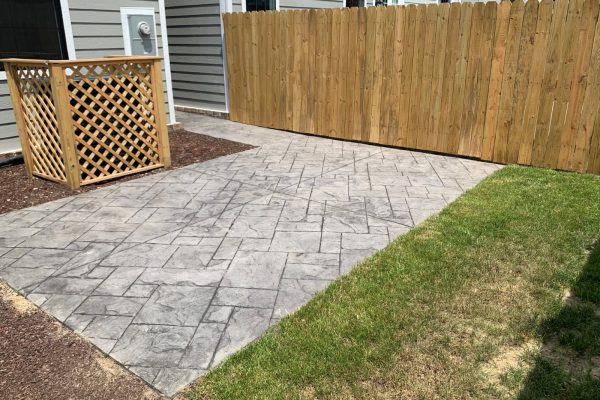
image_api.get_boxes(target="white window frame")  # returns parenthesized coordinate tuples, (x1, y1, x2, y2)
(241, 0, 280, 12)
(120, 7, 158, 56)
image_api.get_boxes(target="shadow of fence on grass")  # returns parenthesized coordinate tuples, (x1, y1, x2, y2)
(517, 239, 600, 399)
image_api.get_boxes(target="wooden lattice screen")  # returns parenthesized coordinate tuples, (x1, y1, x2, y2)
(3, 56, 171, 189)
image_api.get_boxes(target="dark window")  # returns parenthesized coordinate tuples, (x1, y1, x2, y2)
(0, 0, 68, 71)
(346, 0, 366, 7)
(246, 0, 276, 11)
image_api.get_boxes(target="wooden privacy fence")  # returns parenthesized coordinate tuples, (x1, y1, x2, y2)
(3, 56, 171, 189)
(224, 0, 600, 174)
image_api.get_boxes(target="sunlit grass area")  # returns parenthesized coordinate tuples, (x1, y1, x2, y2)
(183, 166, 600, 400)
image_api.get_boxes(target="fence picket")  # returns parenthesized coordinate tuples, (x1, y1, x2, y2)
(493, 0, 525, 164)
(542, 0, 585, 168)
(572, 1, 600, 171)
(449, 3, 473, 154)
(397, 5, 416, 147)
(505, 0, 538, 164)
(428, 3, 449, 151)
(469, 1, 497, 158)
(518, 0, 553, 165)
(560, 0, 599, 169)
(387, 6, 405, 146)
(459, 2, 484, 156)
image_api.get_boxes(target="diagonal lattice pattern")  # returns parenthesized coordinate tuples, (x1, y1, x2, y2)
(12, 64, 66, 182)
(66, 62, 162, 184)
(5, 57, 168, 189)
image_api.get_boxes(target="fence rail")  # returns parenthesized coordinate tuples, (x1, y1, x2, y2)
(224, 0, 600, 174)
(3, 56, 171, 189)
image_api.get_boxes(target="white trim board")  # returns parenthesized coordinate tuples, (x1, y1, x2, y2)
(120, 7, 159, 56)
(158, 0, 176, 124)
(60, 0, 76, 59)
(220, 0, 232, 113)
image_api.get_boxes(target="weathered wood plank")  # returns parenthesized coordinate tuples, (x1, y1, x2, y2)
(428, 3, 449, 151)
(518, 0, 553, 165)
(572, 0, 600, 172)
(459, 2, 484, 156)
(407, 5, 427, 149)
(435, 3, 461, 153)
(416, 4, 439, 151)
(493, 0, 525, 164)
(481, 0, 510, 160)
(531, 0, 570, 166)
(560, 0, 599, 170)
(505, 0, 538, 164)
(386, 5, 405, 146)
(469, 1, 497, 158)
(448, 3, 473, 154)
(397, 5, 417, 147)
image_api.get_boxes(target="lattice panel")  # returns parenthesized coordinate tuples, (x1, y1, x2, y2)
(65, 62, 162, 183)
(12, 64, 66, 182)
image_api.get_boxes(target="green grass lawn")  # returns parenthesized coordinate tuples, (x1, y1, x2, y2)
(183, 166, 600, 400)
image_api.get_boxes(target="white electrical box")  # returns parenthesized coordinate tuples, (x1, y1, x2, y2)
(121, 8, 158, 56)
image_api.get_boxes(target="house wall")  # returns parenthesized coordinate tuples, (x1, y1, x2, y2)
(165, 0, 227, 112)
(0, 0, 173, 154)
(0, 80, 18, 153)
(69, 0, 163, 58)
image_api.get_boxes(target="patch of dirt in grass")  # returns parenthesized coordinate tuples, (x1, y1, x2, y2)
(299, 385, 317, 399)
(482, 341, 540, 392)
(0, 282, 164, 400)
(540, 339, 600, 378)
(352, 267, 541, 399)
(0, 130, 254, 214)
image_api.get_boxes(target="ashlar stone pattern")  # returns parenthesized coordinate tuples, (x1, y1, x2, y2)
(0, 113, 502, 396)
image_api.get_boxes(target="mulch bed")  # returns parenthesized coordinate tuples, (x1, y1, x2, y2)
(0, 130, 254, 214)
(0, 282, 164, 400)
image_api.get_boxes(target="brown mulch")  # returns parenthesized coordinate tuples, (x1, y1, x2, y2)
(0, 282, 164, 400)
(0, 130, 254, 214)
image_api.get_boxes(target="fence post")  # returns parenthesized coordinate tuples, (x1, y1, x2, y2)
(49, 64, 80, 190)
(150, 59, 171, 168)
(4, 63, 34, 177)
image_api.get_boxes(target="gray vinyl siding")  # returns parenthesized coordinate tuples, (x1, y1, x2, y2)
(166, 0, 227, 111)
(0, 80, 20, 153)
(69, 0, 164, 58)
(0, 0, 172, 154)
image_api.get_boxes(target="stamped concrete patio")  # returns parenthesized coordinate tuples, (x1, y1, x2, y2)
(0, 113, 501, 396)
